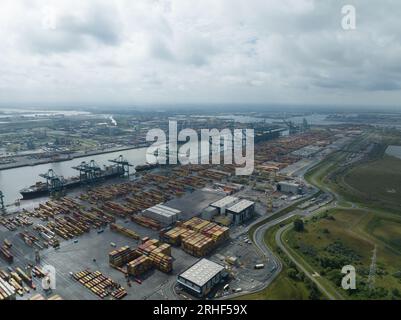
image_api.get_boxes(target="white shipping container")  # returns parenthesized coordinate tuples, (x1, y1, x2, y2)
(40, 232, 54, 242)
(0, 278, 15, 297)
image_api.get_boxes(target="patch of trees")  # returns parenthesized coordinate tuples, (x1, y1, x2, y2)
(293, 219, 304, 232)
(299, 243, 317, 257)
(324, 240, 361, 262)
(304, 278, 322, 300)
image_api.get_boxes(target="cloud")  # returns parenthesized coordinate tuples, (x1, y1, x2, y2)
(0, 0, 401, 107)
(17, 2, 122, 54)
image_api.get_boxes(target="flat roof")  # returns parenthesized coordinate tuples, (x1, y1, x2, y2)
(145, 207, 174, 218)
(279, 181, 300, 187)
(179, 259, 225, 288)
(156, 204, 181, 214)
(211, 196, 238, 208)
(227, 199, 255, 213)
(145, 204, 181, 217)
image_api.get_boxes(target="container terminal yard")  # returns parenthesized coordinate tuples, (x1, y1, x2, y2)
(0, 120, 364, 301)
(1, 0, 401, 308)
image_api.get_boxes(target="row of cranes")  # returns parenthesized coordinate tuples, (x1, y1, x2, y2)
(72, 160, 102, 185)
(282, 118, 310, 135)
(40, 155, 132, 197)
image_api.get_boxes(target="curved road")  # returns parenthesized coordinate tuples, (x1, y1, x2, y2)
(232, 147, 352, 299)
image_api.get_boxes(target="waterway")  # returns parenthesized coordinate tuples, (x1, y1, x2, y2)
(203, 113, 344, 125)
(0, 147, 148, 204)
(0, 112, 339, 204)
(0, 139, 231, 204)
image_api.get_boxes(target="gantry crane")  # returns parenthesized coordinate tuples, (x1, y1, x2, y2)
(72, 160, 102, 185)
(282, 119, 299, 135)
(109, 155, 133, 178)
(39, 169, 65, 197)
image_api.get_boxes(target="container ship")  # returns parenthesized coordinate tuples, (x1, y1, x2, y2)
(20, 166, 124, 200)
(134, 164, 159, 172)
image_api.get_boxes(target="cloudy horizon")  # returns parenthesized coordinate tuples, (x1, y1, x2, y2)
(0, 0, 400, 109)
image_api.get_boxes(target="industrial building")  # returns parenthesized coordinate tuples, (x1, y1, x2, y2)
(277, 181, 303, 195)
(292, 145, 322, 158)
(226, 199, 255, 225)
(177, 259, 226, 297)
(142, 204, 181, 226)
(210, 196, 239, 214)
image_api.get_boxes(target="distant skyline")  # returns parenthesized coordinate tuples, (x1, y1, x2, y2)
(0, 0, 400, 108)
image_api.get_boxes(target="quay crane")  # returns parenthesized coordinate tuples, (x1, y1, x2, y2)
(109, 155, 133, 178)
(39, 169, 65, 197)
(72, 160, 102, 185)
(282, 119, 300, 135)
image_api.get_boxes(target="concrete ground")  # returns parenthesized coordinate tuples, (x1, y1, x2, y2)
(1, 176, 307, 301)
(210, 233, 274, 297)
(0, 216, 200, 300)
(165, 189, 225, 220)
(0, 185, 225, 301)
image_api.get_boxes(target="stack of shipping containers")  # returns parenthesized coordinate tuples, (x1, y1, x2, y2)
(162, 217, 230, 257)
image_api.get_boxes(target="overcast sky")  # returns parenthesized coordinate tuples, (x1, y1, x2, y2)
(0, 0, 400, 109)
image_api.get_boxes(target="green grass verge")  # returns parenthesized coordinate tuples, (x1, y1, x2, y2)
(285, 208, 401, 300)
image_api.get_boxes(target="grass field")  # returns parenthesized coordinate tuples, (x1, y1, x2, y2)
(241, 144, 348, 300)
(291, 134, 401, 299)
(242, 131, 401, 300)
(285, 208, 401, 299)
(241, 272, 311, 300)
(342, 155, 401, 213)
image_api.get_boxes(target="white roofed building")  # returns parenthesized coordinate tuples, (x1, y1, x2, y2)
(177, 259, 226, 297)
(210, 196, 239, 214)
(226, 199, 255, 225)
(142, 204, 181, 226)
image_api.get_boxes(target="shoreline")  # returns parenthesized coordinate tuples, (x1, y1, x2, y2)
(0, 144, 150, 172)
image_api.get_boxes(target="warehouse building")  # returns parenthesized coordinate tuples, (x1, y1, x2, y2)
(277, 181, 303, 195)
(177, 259, 226, 297)
(226, 200, 255, 225)
(142, 204, 181, 226)
(292, 145, 322, 158)
(210, 196, 239, 214)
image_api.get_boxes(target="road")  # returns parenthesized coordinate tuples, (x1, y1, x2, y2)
(230, 140, 354, 300)
(228, 189, 326, 299)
